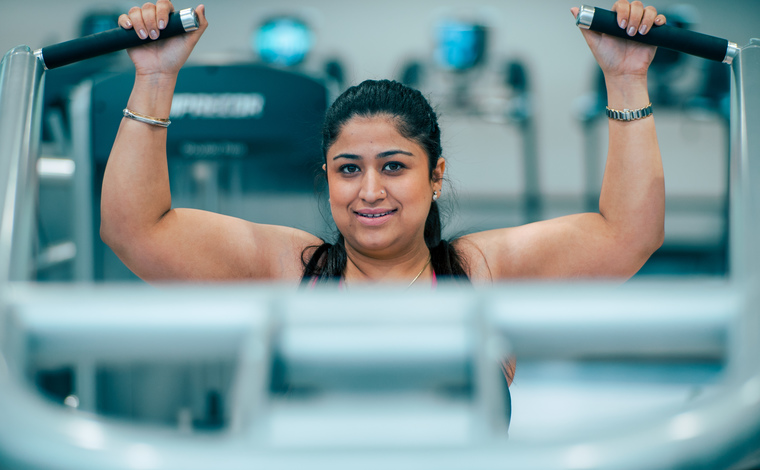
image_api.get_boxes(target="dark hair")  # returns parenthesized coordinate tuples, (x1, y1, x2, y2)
(301, 79, 469, 285)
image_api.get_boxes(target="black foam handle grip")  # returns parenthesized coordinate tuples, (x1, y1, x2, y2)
(38, 8, 198, 69)
(582, 6, 732, 63)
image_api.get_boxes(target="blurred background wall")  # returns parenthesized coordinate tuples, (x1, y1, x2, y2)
(2, 0, 756, 193)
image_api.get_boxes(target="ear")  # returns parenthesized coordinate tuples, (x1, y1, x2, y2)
(432, 158, 446, 190)
(322, 163, 326, 172)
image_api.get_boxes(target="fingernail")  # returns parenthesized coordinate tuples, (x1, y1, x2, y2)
(125, 19, 132, 28)
(628, 26, 636, 36)
(639, 24, 648, 35)
(150, 29, 158, 39)
(620, 19, 627, 29)
(159, 20, 165, 29)
(139, 29, 147, 39)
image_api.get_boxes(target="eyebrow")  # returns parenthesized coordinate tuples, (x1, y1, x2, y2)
(332, 150, 414, 161)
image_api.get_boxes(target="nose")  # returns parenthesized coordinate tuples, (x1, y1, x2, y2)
(358, 170, 386, 203)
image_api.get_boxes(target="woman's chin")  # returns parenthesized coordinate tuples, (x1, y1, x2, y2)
(345, 234, 402, 257)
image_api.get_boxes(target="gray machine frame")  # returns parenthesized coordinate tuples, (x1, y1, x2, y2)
(1, 37, 760, 469)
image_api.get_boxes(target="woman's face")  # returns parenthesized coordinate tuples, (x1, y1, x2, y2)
(324, 115, 445, 258)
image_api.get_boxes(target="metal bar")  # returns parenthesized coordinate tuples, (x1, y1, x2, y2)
(727, 39, 760, 382)
(0, 46, 44, 283)
(4, 281, 734, 370)
(69, 82, 94, 281)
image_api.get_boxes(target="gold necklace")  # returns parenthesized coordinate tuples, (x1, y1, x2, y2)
(344, 255, 432, 288)
(407, 256, 431, 288)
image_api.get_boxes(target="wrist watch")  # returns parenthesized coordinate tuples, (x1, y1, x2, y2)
(606, 103, 653, 121)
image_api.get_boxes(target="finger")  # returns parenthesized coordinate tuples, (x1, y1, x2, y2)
(655, 13, 666, 27)
(155, 0, 174, 30)
(127, 6, 148, 40)
(118, 13, 133, 30)
(612, 0, 631, 31)
(626, 1, 645, 37)
(638, 6, 657, 35)
(570, 7, 579, 19)
(195, 4, 209, 34)
(172, 4, 209, 50)
(141, 2, 159, 40)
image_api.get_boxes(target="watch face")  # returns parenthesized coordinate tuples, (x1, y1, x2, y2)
(254, 17, 313, 67)
(434, 20, 487, 72)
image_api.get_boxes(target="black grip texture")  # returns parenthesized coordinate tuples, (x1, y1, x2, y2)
(41, 9, 193, 69)
(589, 7, 729, 62)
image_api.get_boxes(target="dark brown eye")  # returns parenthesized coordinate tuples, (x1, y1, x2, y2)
(384, 162, 405, 172)
(339, 164, 360, 174)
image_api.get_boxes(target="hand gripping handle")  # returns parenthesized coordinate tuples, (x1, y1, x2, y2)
(576, 5, 739, 64)
(34, 8, 199, 70)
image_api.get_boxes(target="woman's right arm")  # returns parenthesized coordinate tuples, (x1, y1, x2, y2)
(100, 1, 320, 282)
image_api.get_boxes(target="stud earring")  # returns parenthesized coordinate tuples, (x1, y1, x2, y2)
(432, 190, 439, 202)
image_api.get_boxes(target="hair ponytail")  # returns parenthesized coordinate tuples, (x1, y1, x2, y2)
(426, 201, 469, 280)
(300, 235, 347, 286)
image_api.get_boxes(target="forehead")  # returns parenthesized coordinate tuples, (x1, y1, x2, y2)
(328, 115, 422, 156)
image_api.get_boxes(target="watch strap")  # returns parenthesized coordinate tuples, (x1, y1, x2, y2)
(606, 103, 653, 121)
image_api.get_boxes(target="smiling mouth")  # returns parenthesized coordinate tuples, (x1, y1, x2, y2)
(356, 209, 397, 218)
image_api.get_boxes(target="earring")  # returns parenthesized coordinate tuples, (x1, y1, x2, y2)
(432, 190, 439, 202)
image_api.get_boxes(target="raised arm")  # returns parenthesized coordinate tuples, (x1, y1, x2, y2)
(460, 0, 665, 281)
(100, 1, 319, 282)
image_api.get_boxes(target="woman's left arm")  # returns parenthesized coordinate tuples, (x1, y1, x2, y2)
(460, 0, 666, 281)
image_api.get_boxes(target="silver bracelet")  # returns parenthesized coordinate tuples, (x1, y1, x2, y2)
(606, 102, 653, 122)
(123, 108, 171, 128)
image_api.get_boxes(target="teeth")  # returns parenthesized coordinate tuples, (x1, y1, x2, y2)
(360, 211, 392, 218)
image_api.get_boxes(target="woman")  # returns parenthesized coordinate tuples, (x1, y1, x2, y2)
(102, 0, 666, 288)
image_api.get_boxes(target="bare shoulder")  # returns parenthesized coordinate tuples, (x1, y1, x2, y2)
(453, 221, 571, 281)
(239, 217, 325, 279)
(121, 208, 324, 282)
(452, 212, 650, 281)
(451, 233, 505, 283)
